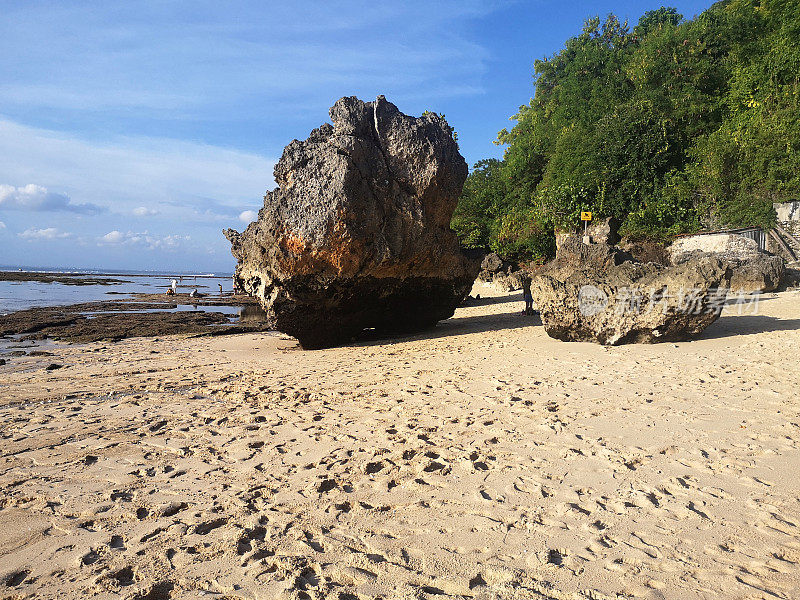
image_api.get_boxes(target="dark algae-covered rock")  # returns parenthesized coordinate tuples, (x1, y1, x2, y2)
(225, 96, 479, 349)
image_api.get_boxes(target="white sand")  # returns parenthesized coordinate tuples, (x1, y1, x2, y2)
(1, 286, 799, 599)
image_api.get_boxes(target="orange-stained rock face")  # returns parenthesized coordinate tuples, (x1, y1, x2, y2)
(224, 96, 479, 349)
(279, 234, 306, 258)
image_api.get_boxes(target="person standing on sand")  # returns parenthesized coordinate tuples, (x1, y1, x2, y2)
(522, 275, 534, 316)
(171, 279, 177, 294)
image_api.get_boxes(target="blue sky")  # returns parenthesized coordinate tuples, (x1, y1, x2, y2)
(0, 0, 714, 272)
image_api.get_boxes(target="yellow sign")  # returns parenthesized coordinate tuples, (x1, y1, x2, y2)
(581, 211, 592, 221)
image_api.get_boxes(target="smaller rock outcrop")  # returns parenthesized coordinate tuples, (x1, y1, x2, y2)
(531, 256, 732, 345)
(556, 217, 620, 250)
(728, 253, 784, 292)
(781, 263, 800, 289)
(490, 271, 525, 292)
(618, 240, 671, 266)
(585, 217, 621, 246)
(551, 235, 633, 276)
(480, 253, 505, 274)
(669, 233, 785, 292)
(476, 252, 526, 292)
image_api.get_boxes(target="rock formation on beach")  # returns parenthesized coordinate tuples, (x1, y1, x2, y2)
(531, 235, 733, 345)
(532, 256, 732, 344)
(548, 234, 634, 278)
(225, 96, 479, 349)
(669, 233, 785, 292)
(476, 253, 525, 292)
(585, 216, 621, 246)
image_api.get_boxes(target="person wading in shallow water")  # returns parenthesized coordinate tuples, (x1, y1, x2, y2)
(522, 275, 534, 316)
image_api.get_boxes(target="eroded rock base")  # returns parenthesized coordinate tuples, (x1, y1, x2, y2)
(240, 275, 474, 349)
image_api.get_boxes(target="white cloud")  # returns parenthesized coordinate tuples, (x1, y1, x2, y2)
(0, 221, 5, 229)
(0, 183, 105, 214)
(239, 210, 258, 223)
(101, 230, 125, 244)
(0, 120, 275, 223)
(149, 234, 190, 250)
(99, 229, 190, 251)
(19, 227, 72, 240)
(0, 1, 502, 271)
(0, 2, 494, 115)
(133, 206, 159, 216)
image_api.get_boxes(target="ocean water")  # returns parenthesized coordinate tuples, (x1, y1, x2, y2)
(0, 270, 234, 315)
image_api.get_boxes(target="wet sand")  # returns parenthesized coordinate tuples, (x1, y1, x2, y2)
(1, 286, 799, 599)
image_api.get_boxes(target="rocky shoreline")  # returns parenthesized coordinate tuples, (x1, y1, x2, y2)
(0, 271, 129, 286)
(0, 293, 268, 344)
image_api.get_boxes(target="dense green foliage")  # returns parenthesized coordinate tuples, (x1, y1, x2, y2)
(452, 0, 800, 260)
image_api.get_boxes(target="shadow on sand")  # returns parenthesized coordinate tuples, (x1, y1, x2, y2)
(350, 306, 539, 348)
(462, 292, 523, 308)
(724, 294, 780, 305)
(699, 314, 800, 340)
(350, 307, 799, 348)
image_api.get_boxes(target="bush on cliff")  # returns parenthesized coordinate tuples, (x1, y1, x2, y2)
(453, 0, 800, 259)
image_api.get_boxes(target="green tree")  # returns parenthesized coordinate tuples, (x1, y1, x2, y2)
(451, 159, 507, 250)
(453, 2, 798, 261)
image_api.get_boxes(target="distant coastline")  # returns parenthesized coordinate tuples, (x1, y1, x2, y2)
(0, 271, 236, 316)
(0, 266, 232, 278)
(0, 272, 129, 286)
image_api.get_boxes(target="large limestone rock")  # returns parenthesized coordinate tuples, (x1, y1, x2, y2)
(531, 256, 732, 345)
(669, 233, 785, 292)
(225, 96, 479, 349)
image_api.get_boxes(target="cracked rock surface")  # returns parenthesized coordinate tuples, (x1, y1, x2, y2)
(225, 96, 478, 349)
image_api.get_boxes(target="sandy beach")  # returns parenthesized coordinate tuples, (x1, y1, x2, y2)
(1, 285, 799, 599)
